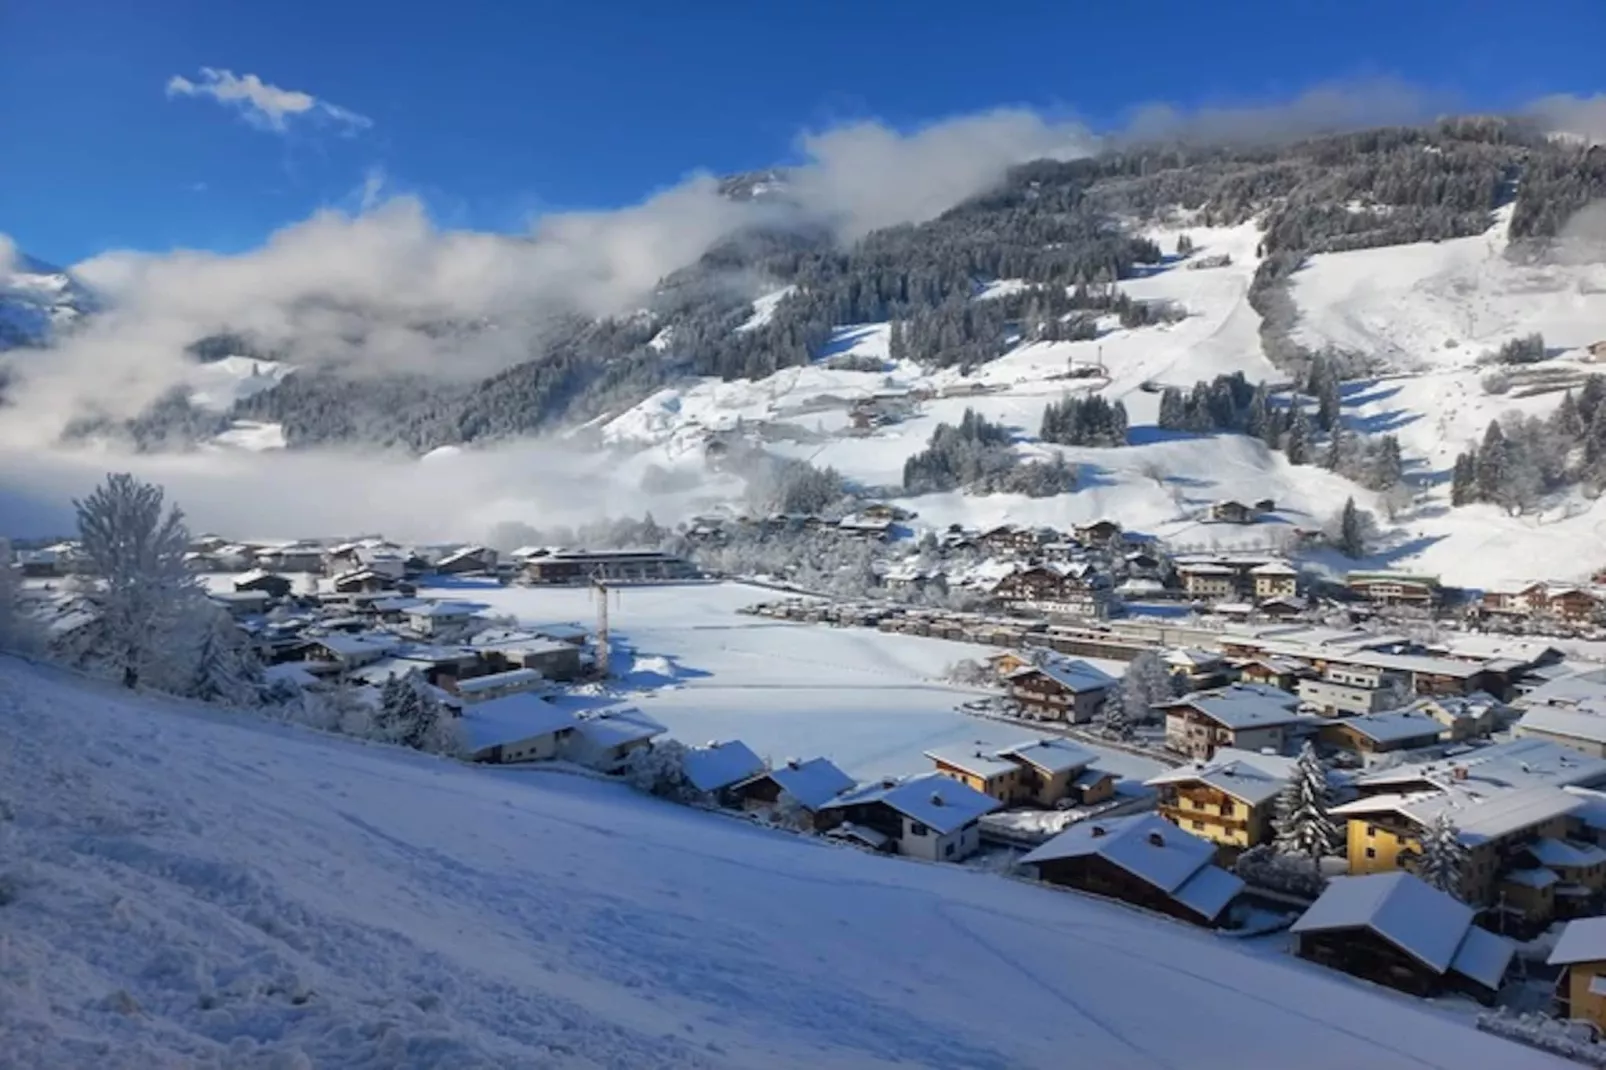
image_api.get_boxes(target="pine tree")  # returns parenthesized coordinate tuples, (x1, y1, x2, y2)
(1450, 452, 1477, 506)
(188, 609, 266, 706)
(1415, 811, 1468, 899)
(1284, 405, 1311, 465)
(1337, 497, 1365, 558)
(1272, 742, 1338, 861)
(1475, 421, 1507, 503)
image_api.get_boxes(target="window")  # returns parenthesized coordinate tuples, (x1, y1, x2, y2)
(945, 842, 955, 858)
(1364, 847, 1376, 859)
(910, 822, 928, 837)
(1366, 825, 1377, 838)
(1193, 820, 1206, 830)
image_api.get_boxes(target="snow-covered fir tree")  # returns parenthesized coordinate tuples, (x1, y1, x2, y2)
(1415, 811, 1468, 898)
(1272, 742, 1339, 860)
(72, 473, 202, 689)
(1100, 698, 1135, 741)
(1121, 650, 1177, 724)
(187, 608, 266, 707)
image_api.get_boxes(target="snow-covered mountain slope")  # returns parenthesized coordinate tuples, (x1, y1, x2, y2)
(0, 251, 95, 349)
(603, 222, 1366, 546)
(0, 658, 1565, 1069)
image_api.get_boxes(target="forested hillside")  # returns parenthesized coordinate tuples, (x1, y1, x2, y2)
(56, 117, 1606, 452)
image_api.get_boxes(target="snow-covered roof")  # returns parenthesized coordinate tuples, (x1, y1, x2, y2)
(232, 568, 278, 585)
(1146, 759, 1289, 807)
(573, 708, 666, 750)
(408, 601, 477, 618)
(1164, 683, 1305, 730)
(926, 746, 1020, 779)
(1549, 917, 1606, 966)
(1520, 667, 1606, 708)
(1331, 710, 1444, 744)
(683, 740, 767, 794)
(1518, 703, 1606, 746)
(1503, 867, 1559, 890)
(1250, 561, 1299, 576)
(828, 773, 1002, 835)
(461, 692, 579, 751)
(313, 634, 398, 658)
(740, 757, 856, 810)
(1334, 785, 1583, 846)
(1356, 738, 1606, 795)
(1020, 814, 1217, 894)
(1451, 927, 1517, 991)
(996, 738, 1098, 776)
(1009, 659, 1116, 693)
(455, 668, 544, 695)
(1292, 872, 1491, 977)
(1563, 786, 1606, 831)
(263, 663, 319, 688)
(1170, 863, 1246, 922)
(1165, 647, 1224, 669)
(1527, 837, 1606, 869)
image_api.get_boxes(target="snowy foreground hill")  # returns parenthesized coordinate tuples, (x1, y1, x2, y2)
(0, 658, 1568, 1069)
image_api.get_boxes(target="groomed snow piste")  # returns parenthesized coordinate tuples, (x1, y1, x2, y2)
(0, 657, 1569, 1069)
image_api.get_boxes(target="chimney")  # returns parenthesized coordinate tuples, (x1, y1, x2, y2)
(881, 777, 898, 789)
(1147, 831, 1166, 847)
(1089, 825, 1107, 837)
(930, 793, 945, 806)
(1453, 765, 1469, 780)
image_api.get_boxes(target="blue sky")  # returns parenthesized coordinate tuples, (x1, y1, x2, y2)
(4, 0, 1605, 266)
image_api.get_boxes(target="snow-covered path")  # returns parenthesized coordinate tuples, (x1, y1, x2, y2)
(0, 658, 1569, 1069)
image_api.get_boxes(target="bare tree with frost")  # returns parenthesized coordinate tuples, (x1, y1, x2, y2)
(73, 473, 202, 689)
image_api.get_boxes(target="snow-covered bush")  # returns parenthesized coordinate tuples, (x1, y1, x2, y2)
(1234, 844, 1328, 900)
(944, 659, 994, 687)
(1478, 1009, 1606, 1066)
(624, 739, 691, 798)
(185, 608, 268, 708)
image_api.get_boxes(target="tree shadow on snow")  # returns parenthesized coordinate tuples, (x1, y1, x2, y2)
(1125, 425, 1204, 447)
(1341, 381, 1403, 408)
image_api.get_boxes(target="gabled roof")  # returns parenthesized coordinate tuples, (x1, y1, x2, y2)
(1333, 784, 1584, 846)
(996, 737, 1099, 776)
(1357, 738, 1606, 794)
(926, 746, 1020, 779)
(1146, 759, 1289, 808)
(827, 773, 1002, 835)
(1161, 683, 1305, 731)
(1020, 814, 1217, 894)
(1519, 703, 1606, 746)
(684, 740, 767, 794)
(461, 692, 580, 751)
(1249, 561, 1299, 576)
(1170, 864, 1246, 922)
(738, 757, 856, 811)
(1292, 872, 1494, 978)
(1008, 659, 1116, 693)
(572, 708, 666, 750)
(1549, 917, 1606, 966)
(312, 633, 398, 658)
(1330, 710, 1444, 744)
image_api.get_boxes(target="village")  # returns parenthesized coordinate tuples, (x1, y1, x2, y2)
(14, 512, 1606, 1064)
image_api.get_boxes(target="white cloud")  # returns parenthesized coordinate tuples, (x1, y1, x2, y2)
(1526, 93, 1606, 145)
(165, 68, 370, 134)
(1118, 79, 1444, 145)
(790, 108, 1095, 239)
(0, 233, 18, 277)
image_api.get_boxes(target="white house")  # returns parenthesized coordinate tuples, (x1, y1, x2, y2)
(406, 601, 477, 637)
(463, 692, 580, 764)
(820, 773, 1002, 862)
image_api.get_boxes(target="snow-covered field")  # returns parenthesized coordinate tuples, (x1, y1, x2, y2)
(0, 656, 1570, 1069)
(421, 579, 1162, 784)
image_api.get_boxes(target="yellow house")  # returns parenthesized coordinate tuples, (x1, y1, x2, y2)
(1146, 749, 1296, 851)
(926, 747, 1024, 802)
(1333, 786, 1581, 910)
(1548, 918, 1606, 1033)
(929, 738, 1116, 808)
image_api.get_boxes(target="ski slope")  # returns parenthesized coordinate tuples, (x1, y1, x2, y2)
(0, 657, 1566, 1069)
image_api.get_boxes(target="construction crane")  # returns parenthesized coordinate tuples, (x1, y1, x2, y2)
(591, 568, 619, 678)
